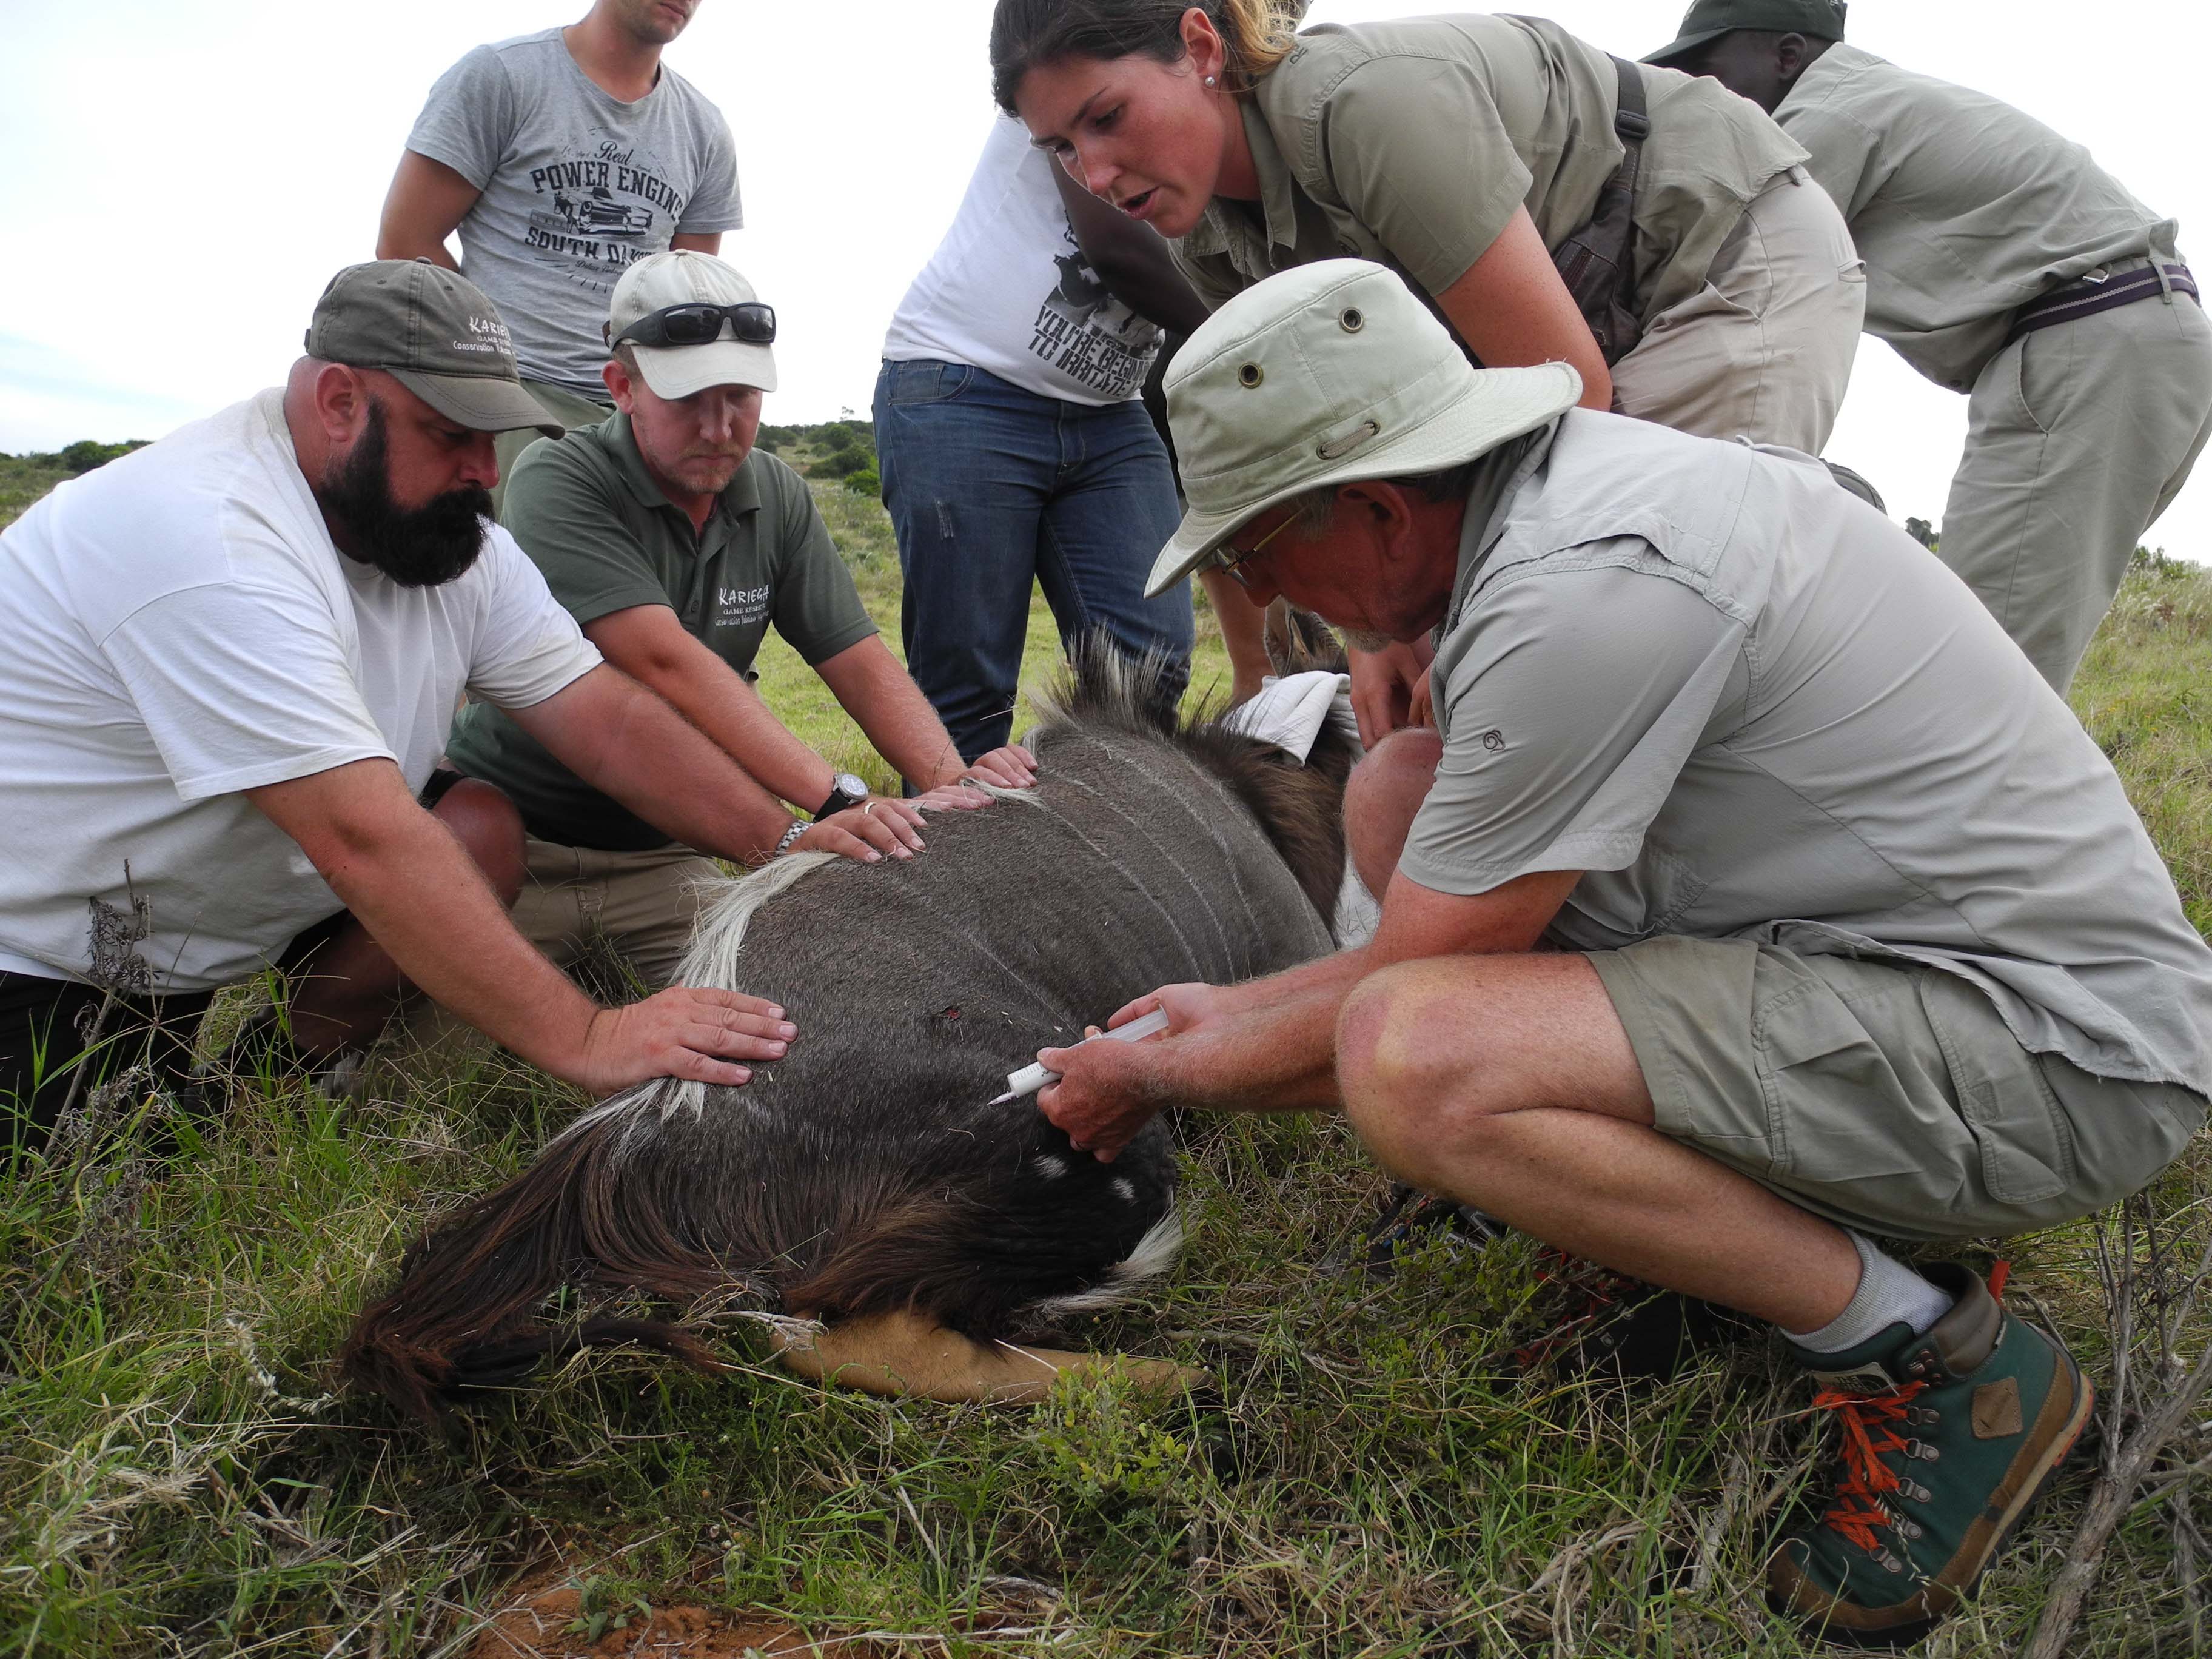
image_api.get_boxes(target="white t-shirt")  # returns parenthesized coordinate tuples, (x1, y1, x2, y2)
(0, 390, 602, 993)
(882, 116, 1164, 406)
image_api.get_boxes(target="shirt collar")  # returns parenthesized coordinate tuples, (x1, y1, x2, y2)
(603, 411, 764, 524)
(1443, 417, 1566, 635)
(1184, 101, 1303, 267)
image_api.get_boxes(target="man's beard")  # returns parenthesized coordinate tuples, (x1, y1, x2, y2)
(318, 402, 492, 588)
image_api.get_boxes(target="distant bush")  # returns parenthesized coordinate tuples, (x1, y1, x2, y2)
(5, 438, 149, 474)
(812, 445, 871, 480)
(841, 466, 881, 496)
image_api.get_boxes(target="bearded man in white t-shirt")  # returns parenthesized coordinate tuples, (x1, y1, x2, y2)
(0, 260, 937, 1144)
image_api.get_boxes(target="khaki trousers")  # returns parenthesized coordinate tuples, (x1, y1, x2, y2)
(1612, 166, 1866, 455)
(492, 380, 612, 518)
(386, 839, 722, 1065)
(1940, 276, 2212, 692)
(509, 838, 726, 992)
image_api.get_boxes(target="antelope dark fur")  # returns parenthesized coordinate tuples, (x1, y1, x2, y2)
(343, 651, 1357, 1419)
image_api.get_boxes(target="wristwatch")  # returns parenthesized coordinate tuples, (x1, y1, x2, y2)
(813, 771, 870, 820)
(773, 819, 809, 856)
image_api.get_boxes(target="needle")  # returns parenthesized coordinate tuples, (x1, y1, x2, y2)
(987, 1008, 1173, 1105)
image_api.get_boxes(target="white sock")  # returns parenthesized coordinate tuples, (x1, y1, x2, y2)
(1784, 1233, 1956, 1354)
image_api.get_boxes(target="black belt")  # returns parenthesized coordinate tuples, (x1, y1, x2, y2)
(2006, 261, 2200, 346)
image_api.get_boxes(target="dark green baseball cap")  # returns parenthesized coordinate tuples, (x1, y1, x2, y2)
(1644, 0, 1846, 68)
(304, 259, 561, 437)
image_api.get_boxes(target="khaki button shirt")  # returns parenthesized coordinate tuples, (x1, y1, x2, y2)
(1404, 410, 2212, 1098)
(1778, 44, 2177, 391)
(1175, 15, 1805, 329)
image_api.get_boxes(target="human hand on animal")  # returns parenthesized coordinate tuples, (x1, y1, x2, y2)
(795, 797, 931, 862)
(1035, 984, 1233, 1162)
(572, 989, 795, 1094)
(1347, 640, 1436, 747)
(962, 743, 1038, 790)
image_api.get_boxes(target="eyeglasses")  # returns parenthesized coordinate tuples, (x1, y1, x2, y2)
(1215, 511, 1298, 589)
(610, 301, 777, 350)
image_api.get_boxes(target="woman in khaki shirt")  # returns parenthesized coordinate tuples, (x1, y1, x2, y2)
(992, 0, 1867, 734)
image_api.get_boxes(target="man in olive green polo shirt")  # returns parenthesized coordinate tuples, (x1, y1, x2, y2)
(1649, 0, 2212, 692)
(448, 252, 1036, 986)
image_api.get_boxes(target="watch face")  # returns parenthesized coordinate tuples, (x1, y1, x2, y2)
(833, 773, 870, 800)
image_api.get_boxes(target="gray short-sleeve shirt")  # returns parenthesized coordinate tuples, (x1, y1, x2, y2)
(446, 417, 876, 850)
(1404, 410, 2212, 1099)
(406, 30, 743, 396)
(1778, 44, 2176, 391)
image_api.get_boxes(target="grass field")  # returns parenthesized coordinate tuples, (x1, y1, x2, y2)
(2, 447, 2208, 1657)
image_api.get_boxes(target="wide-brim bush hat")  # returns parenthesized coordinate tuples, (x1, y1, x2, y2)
(1147, 259, 1582, 597)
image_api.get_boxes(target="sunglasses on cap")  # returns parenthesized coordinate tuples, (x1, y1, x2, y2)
(609, 301, 777, 350)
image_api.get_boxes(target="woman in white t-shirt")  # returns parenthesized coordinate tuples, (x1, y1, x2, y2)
(875, 116, 1198, 760)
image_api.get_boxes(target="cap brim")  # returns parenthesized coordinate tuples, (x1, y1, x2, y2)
(391, 368, 565, 438)
(1641, 25, 1732, 66)
(632, 340, 778, 400)
(1143, 361, 1582, 598)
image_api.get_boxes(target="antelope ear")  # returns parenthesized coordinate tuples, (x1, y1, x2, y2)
(771, 1309, 1207, 1404)
(1262, 598, 1350, 677)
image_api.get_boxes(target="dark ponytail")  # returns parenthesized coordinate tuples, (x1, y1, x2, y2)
(989, 0, 1308, 114)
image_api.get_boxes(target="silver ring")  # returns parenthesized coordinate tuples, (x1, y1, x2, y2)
(862, 801, 877, 818)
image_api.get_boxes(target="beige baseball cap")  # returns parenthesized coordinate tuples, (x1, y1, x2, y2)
(1145, 260, 1583, 598)
(607, 250, 779, 400)
(306, 260, 562, 437)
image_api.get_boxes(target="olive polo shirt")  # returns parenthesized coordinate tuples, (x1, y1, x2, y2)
(1173, 15, 1805, 330)
(446, 414, 877, 851)
(1776, 43, 2178, 392)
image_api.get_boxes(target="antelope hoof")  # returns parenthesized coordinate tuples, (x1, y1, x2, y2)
(772, 1310, 1209, 1404)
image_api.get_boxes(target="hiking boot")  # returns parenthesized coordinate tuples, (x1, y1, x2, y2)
(1768, 1262, 2094, 1647)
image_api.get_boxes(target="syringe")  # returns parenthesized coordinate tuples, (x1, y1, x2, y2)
(988, 1007, 1173, 1105)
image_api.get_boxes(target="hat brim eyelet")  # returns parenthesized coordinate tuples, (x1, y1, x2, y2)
(1238, 363, 1265, 388)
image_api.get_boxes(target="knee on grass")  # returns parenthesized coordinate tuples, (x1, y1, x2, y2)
(431, 778, 527, 905)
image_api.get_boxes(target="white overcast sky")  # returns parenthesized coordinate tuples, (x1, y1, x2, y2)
(1, 2, 2205, 547)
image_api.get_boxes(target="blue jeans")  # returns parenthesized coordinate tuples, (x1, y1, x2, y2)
(874, 359, 1194, 761)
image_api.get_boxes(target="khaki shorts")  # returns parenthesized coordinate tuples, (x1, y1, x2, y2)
(1589, 936, 2206, 1241)
(509, 837, 725, 991)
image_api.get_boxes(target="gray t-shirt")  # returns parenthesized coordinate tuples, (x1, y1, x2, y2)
(406, 29, 743, 396)
(1403, 410, 2212, 1098)
(1779, 44, 2176, 392)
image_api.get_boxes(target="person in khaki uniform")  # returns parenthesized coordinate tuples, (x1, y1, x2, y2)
(993, 0, 1866, 738)
(447, 253, 1034, 989)
(1649, 0, 2212, 693)
(1031, 262, 2212, 1646)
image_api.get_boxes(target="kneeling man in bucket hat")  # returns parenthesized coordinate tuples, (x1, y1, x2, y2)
(1030, 260, 2212, 1644)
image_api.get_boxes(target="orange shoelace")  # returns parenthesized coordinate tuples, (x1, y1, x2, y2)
(1808, 1261, 2009, 1554)
(1811, 1379, 1931, 1552)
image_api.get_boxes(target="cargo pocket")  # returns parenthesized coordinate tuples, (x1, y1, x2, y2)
(1919, 973, 2075, 1207)
(1752, 975, 1926, 1189)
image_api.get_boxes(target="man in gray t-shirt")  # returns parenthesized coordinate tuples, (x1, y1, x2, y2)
(1040, 262, 2212, 1646)
(378, 0, 743, 504)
